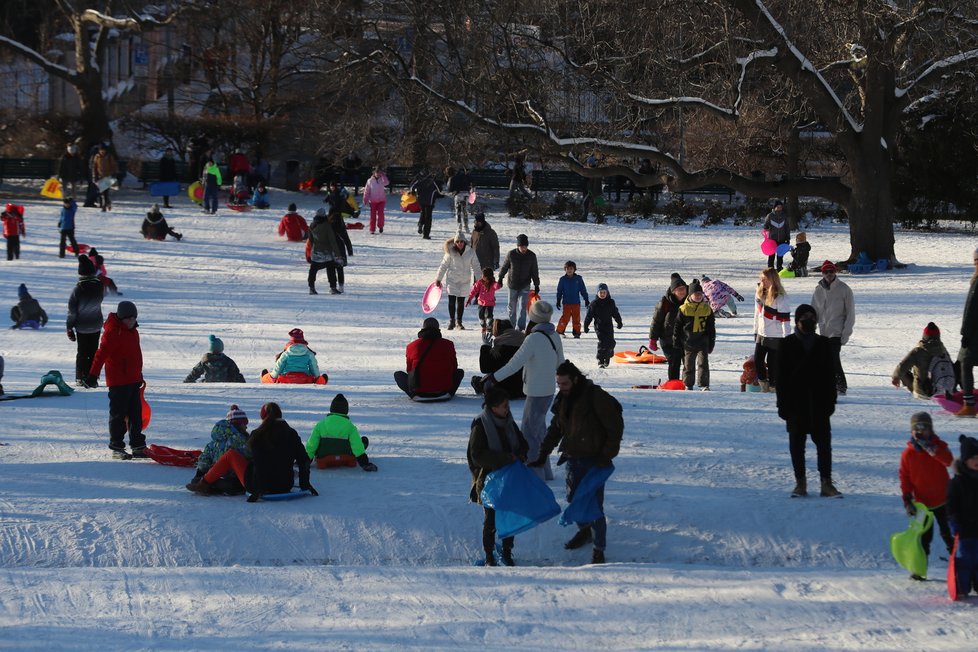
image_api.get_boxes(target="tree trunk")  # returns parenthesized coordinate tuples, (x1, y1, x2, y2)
(76, 73, 113, 147)
(844, 161, 896, 263)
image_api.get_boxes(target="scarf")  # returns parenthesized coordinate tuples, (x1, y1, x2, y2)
(479, 408, 520, 455)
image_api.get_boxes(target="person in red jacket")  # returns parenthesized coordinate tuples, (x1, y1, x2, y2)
(2, 203, 26, 260)
(394, 317, 464, 401)
(277, 203, 308, 241)
(900, 411, 954, 569)
(87, 300, 146, 459)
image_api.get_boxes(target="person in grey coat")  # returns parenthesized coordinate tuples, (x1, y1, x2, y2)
(498, 233, 540, 331)
(470, 213, 500, 270)
(763, 200, 790, 270)
(66, 255, 105, 385)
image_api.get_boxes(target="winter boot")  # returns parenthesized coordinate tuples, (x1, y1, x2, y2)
(591, 548, 606, 564)
(448, 320, 456, 330)
(484, 550, 498, 567)
(309, 286, 318, 295)
(186, 477, 214, 495)
(790, 477, 807, 497)
(330, 287, 341, 295)
(130, 446, 150, 459)
(955, 401, 976, 417)
(564, 526, 593, 550)
(500, 540, 515, 566)
(338, 284, 344, 294)
(820, 477, 842, 498)
(573, 332, 581, 339)
(111, 448, 132, 460)
(759, 380, 771, 393)
(456, 322, 465, 330)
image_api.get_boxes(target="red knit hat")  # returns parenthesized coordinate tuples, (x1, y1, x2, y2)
(923, 322, 940, 338)
(288, 328, 307, 345)
(820, 260, 837, 273)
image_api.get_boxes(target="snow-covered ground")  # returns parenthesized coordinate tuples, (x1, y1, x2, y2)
(2, 185, 977, 650)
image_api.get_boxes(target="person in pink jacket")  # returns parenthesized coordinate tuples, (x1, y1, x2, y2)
(362, 167, 389, 235)
(467, 267, 503, 343)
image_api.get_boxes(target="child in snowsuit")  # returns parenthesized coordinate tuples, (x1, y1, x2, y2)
(555, 260, 590, 338)
(10, 284, 48, 329)
(187, 404, 252, 494)
(262, 328, 326, 384)
(899, 412, 954, 574)
(467, 386, 529, 566)
(700, 275, 744, 318)
(250, 182, 270, 209)
(2, 203, 25, 260)
(230, 175, 250, 206)
(184, 335, 245, 383)
(201, 160, 222, 214)
(467, 267, 503, 343)
(67, 255, 104, 385)
(141, 204, 183, 241)
(789, 232, 811, 277)
(673, 279, 716, 390)
(947, 434, 978, 598)
(87, 248, 121, 296)
(306, 393, 377, 471)
(891, 322, 956, 399)
(57, 197, 79, 258)
(584, 283, 623, 368)
(649, 273, 689, 381)
(277, 203, 308, 241)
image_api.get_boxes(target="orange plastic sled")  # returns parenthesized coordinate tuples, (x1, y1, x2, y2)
(613, 346, 667, 364)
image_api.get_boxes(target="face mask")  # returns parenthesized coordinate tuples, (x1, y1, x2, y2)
(798, 318, 816, 333)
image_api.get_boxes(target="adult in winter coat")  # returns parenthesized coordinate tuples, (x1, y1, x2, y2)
(648, 273, 688, 381)
(584, 283, 623, 368)
(892, 322, 955, 399)
(468, 386, 529, 566)
(90, 143, 118, 212)
(435, 233, 482, 330)
(305, 393, 377, 471)
(277, 203, 308, 241)
(762, 200, 790, 270)
(201, 159, 223, 215)
(899, 412, 954, 562)
(88, 301, 146, 459)
(410, 172, 443, 240)
(158, 148, 178, 208)
(947, 435, 978, 598)
(58, 142, 86, 200)
(445, 167, 474, 232)
(476, 319, 526, 399)
(362, 167, 389, 234)
(184, 335, 246, 383)
(533, 361, 623, 565)
(672, 279, 716, 390)
(2, 203, 25, 260)
(955, 247, 978, 417)
(484, 301, 563, 481)
(700, 275, 745, 317)
(307, 208, 353, 294)
(67, 255, 104, 384)
(753, 267, 791, 392)
(188, 402, 317, 502)
(395, 317, 464, 400)
(141, 204, 183, 241)
(228, 150, 250, 179)
(10, 284, 48, 329)
(470, 213, 500, 270)
(57, 197, 79, 258)
(265, 328, 323, 383)
(810, 260, 856, 395)
(776, 303, 841, 498)
(498, 233, 541, 331)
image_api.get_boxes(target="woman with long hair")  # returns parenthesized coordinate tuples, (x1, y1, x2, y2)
(752, 267, 791, 392)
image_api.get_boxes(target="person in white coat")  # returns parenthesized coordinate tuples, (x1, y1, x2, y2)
(810, 260, 856, 395)
(435, 233, 482, 330)
(753, 267, 791, 392)
(482, 300, 564, 481)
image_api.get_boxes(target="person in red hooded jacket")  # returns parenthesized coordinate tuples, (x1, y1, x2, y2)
(394, 317, 464, 401)
(277, 203, 308, 242)
(87, 300, 146, 459)
(899, 411, 954, 570)
(2, 203, 26, 260)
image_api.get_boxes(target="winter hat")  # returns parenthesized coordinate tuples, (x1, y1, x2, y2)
(330, 393, 349, 415)
(669, 273, 687, 292)
(597, 283, 609, 293)
(794, 303, 817, 322)
(116, 301, 137, 319)
(152, 203, 160, 213)
(516, 233, 529, 246)
(315, 207, 327, 218)
(473, 213, 486, 224)
(77, 254, 96, 277)
(454, 232, 467, 244)
(820, 260, 837, 273)
(773, 199, 784, 208)
(528, 300, 554, 324)
(288, 203, 297, 212)
(923, 322, 941, 339)
(17, 283, 28, 299)
(208, 334, 224, 354)
(910, 411, 933, 431)
(959, 434, 978, 461)
(796, 232, 807, 243)
(688, 279, 703, 295)
(226, 404, 248, 425)
(288, 328, 307, 345)
(701, 275, 711, 282)
(422, 317, 440, 331)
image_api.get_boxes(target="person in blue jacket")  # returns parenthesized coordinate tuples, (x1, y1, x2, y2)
(57, 196, 79, 258)
(555, 260, 589, 338)
(250, 182, 270, 209)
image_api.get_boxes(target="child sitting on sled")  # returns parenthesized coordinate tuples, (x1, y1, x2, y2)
(186, 404, 252, 495)
(305, 393, 377, 471)
(250, 182, 270, 209)
(261, 328, 327, 384)
(10, 283, 48, 329)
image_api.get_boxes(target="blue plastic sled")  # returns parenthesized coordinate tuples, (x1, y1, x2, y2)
(247, 489, 312, 502)
(150, 181, 180, 197)
(560, 464, 614, 526)
(481, 462, 560, 539)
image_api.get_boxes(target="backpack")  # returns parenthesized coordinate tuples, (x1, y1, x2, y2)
(927, 352, 956, 396)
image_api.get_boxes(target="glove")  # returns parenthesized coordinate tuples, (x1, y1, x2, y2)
(528, 454, 547, 468)
(302, 485, 320, 496)
(465, 299, 471, 307)
(648, 338, 658, 351)
(555, 301, 561, 310)
(435, 280, 442, 288)
(735, 293, 745, 301)
(891, 377, 900, 387)
(583, 327, 590, 334)
(67, 328, 76, 342)
(903, 498, 916, 517)
(616, 322, 623, 330)
(584, 299, 590, 307)
(247, 493, 261, 503)
(360, 462, 378, 472)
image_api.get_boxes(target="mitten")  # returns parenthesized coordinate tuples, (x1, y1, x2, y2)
(616, 322, 623, 330)
(67, 328, 76, 342)
(555, 301, 561, 310)
(435, 280, 442, 288)
(648, 338, 658, 351)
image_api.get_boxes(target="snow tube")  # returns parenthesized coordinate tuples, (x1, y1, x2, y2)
(422, 282, 443, 314)
(890, 502, 933, 578)
(401, 192, 420, 213)
(145, 444, 201, 467)
(613, 348, 667, 364)
(66, 243, 90, 254)
(480, 461, 561, 539)
(658, 379, 687, 390)
(248, 489, 312, 502)
(187, 181, 203, 205)
(260, 371, 328, 385)
(760, 239, 776, 256)
(40, 177, 63, 199)
(346, 195, 360, 216)
(227, 203, 253, 212)
(778, 268, 796, 279)
(315, 454, 358, 469)
(560, 464, 614, 526)
(150, 181, 180, 197)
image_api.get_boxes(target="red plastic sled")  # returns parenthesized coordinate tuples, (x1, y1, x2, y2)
(528, 291, 540, 308)
(345, 222, 365, 230)
(66, 243, 90, 254)
(422, 282, 443, 314)
(949, 535, 959, 601)
(227, 203, 253, 212)
(658, 379, 687, 390)
(260, 371, 328, 385)
(141, 382, 152, 429)
(145, 444, 201, 467)
(315, 454, 358, 469)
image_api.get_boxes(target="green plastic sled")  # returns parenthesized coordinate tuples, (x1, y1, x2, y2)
(890, 501, 933, 578)
(32, 370, 75, 397)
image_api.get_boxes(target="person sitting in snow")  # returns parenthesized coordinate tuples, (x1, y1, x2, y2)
(891, 322, 957, 399)
(394, 317, 464, 401)
(305, 393, 378, 471)
(250, 181, 270, 209)
(947, 434, 978, 599)
(141, 204, 183, 241)
(10, 283, 48, 329)
(186, 404, 252, 495)
(230, 174, 250, 206)
(184, 335, 246, 383)
(261, 328, 327, 384)
(277, 203, 308, 241)
(700, 275, 745, 318)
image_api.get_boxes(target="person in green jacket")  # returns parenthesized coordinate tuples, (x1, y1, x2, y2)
(306, 394, 377, 471)
(201, 159, 223, 215)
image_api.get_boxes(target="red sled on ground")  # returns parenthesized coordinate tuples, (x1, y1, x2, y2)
(66, 243, 90, 255)
(613, 346, 668, 365)
(260, 371, 328, 385)
(145, 444, 201, 467)
(315, 454, 358, 469)
(345, 221, 364, 230)
(227, 203, 253, 212)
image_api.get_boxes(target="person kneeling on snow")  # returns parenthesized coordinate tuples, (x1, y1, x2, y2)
(394, 317, 464, 401)
(305, 393, 377, 471)
(10, 283, 48, 329)
(892, 322, 957, 399)
(184, 334, 246, 383)
(141, 204, 182, 241)
(261, 328, 327, 384)
(277, 203, 308, 242)
(187, 404, 252, 495)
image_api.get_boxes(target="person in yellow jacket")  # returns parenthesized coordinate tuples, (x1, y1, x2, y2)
(306, 394, 377, 471)
(672, 279, 716, 390)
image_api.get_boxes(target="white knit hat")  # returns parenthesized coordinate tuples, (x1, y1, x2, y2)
(529, 300, 554, 324)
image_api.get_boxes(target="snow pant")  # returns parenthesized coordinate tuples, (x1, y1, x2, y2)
(953, 538, 978, 597)
(482, 507, 514, 554)
(767, 245, 787, 270)
(922, 504, 954, 556)
(326, 262, 345, 289)
(507, 286, 531, 331)
(308, 261, 327, 289)
(369, 201, 385, 233)
(786, 416, 832, 481)
(661, 342, 682, 381)
(203, 448, 249, 487)
(478, 305, 494, 331)
(75, 331, 100, 382)
(596, 328, 616, 364)
(107, 382, 146, 452)
(754, 337, 781, 386)
(447, 295, 466, 326)
(521, 394, 555, 481)
(565, 456, 607, 551)
(417, 205, 433, 238)
(394, 368, 465, 399)
(958, 346, 977, 404)
(0, 354, 4, 381)
(453, 194, 469, 231)
(59, 229, 78, 258)
(682, 349, 710, 389)
(203, 185, 219, 213)
(557, 304, 582, 336)
(5, 235, 20, 260)
(99, 188, 111, 211)
(827, 336, 847, 393)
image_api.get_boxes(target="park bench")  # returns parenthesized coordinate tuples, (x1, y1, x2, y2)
(137, 160, 190, 185)
(0, 158, 56, 183)
(531, 170, 583, 193)
(678, 184, 737, 202)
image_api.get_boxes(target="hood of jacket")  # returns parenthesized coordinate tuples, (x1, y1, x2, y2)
(493, 328, 525, 348)
(103, 311, 137, 335)
(146, 211, 164, 225)
(282, 343, 310, 358)
(418, 326, 442, 339)
(443, 238, 468, 255)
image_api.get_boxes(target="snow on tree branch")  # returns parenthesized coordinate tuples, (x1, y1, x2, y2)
(734, 47, 778, 112)
(624, 93, 738, 118)
(896, 48, 978, 99)
(0, 36, 75, 81)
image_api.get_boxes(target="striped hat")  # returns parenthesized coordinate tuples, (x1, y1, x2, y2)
(226, 404, 248, 424)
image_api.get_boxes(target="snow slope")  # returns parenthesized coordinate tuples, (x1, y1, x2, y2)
(1, 186, 977, 650)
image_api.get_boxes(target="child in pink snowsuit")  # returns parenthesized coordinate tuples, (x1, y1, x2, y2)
(362, 167, 389, 234)
(467, 267, 503, 342)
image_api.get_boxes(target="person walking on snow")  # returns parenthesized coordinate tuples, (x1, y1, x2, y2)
(498, 233, 540, 331)
(584, 283, 623, 368)
(435, 233, 482, 330)
(648, 273, 688, 381)
(955, 247, 978, 417)
(763, 199, 790, 270)
(67, 255, 104, 385)
(362, 167, 389, 234)
(810, 260, 855, 395)
(470, 213, 500, 271)
(555, 261, 589, 338)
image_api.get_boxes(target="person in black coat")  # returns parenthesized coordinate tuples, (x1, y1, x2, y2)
(648, 273, 688, 381)
(58, 143, 86, 200)
(776, 303, 841, 498)
(159, 148, 178, 208)
(410, 171, 442, 240)
(947, 435, 978, 597)
(584, 283, 623, 368)
(67, 255, 105, 384)
(475, 319, 526, 398)
(141, 205, 183, 241)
